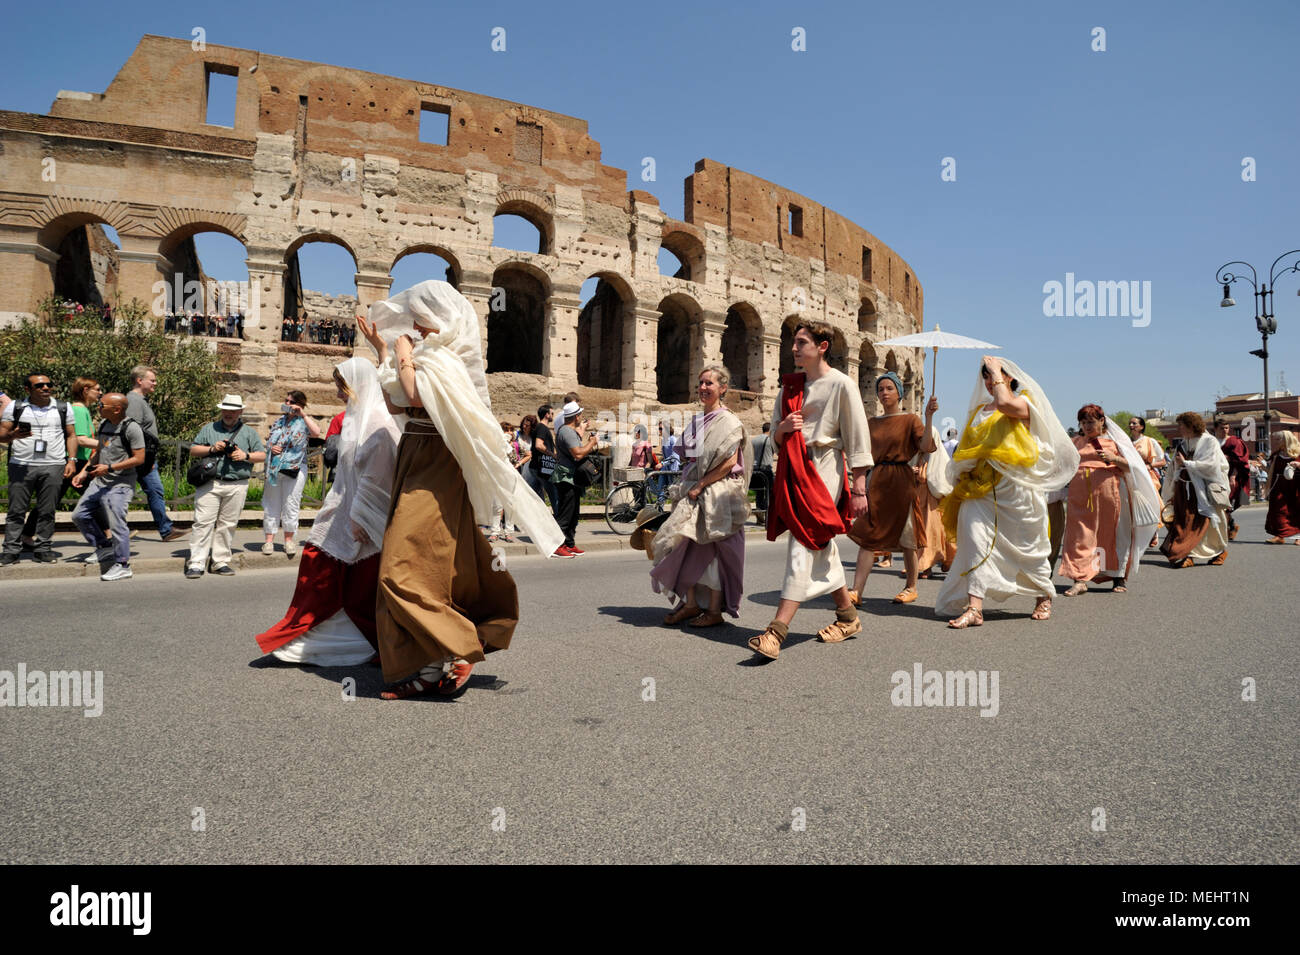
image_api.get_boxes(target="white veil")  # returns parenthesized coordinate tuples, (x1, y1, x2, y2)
(949, 357, 1079, 493)
(1106, 417, 1160, 579)
(371, 281, 563, 556)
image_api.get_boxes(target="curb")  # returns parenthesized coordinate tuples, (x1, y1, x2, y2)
(1, 527, 775, 581)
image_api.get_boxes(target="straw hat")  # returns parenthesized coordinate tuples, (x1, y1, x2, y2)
(629, 507, 669, 559)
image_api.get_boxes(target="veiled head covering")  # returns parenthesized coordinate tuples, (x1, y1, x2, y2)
(954, 356, 1078, 493)
(335, 356, 386, 475)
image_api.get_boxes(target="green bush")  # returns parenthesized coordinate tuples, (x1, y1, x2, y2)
(1, 296, 230, 439)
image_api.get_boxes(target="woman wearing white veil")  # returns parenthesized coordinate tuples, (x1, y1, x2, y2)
(1059, 405, 1161, 595)
(357, 281, 563, 699)
(937, 355, 1079, 627)
(1159, 412, 1231, 567)
(255, 357, 400, 664)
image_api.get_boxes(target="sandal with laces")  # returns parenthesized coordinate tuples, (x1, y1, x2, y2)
(1031, 598, 1052, 621)
(436, 659, 474, 695)
(948, 606, 983, 629)
(747, 627, 785, 660)
(818, 616, 862, 643)
(688, 611, 725, 627)
(1063, 582, 1088, 597)
(381, 665, 441, 700)
(892, 588, 918, 604)
(664, 605, 703, 625)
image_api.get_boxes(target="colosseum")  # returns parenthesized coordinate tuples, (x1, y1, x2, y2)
(0, 35, 925, 426)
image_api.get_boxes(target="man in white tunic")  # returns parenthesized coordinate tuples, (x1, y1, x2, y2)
(750, 321, 872, 660)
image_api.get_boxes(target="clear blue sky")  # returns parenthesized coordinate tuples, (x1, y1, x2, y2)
(4, 0, 1297, 425)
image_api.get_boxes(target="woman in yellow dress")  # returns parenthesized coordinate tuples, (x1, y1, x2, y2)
(937, 356, 1078, 628)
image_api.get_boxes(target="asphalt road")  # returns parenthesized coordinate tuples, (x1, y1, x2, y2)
(2, 506, 1295, 864)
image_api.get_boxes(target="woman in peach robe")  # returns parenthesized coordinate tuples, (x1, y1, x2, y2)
(1060, 405, 1159, 595)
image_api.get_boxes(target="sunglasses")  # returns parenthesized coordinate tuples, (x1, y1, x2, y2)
(30, 382, 53, 389)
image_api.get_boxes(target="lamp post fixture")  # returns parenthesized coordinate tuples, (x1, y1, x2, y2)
(1215, 250, 1300, 454)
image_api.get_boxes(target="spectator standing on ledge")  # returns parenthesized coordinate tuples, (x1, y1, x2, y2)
(261, 389, 320, 558)
(185, 395, 266, 578)
(23, 376, 105, 548)
(71, 393, 144, 581)
(1, 372, 77, 565)
(127, 365, 185, 542)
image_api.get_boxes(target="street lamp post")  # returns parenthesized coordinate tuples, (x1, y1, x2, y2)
(1216, 250, 1300, 454)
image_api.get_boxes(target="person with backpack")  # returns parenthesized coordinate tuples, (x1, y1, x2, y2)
(126, 365, 185, 542)
(0, 372, 78, 565)
(70, 393, 145, 581)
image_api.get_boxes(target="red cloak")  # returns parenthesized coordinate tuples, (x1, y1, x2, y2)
(766, 372, 852, 550)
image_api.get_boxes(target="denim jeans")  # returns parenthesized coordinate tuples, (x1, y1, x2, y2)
(73, 481, 133, 565)
(524, 466, 558, 514)
(137, 463, 173, 536)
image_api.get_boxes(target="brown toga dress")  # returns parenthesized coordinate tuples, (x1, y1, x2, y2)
(847, 413, 925, 551)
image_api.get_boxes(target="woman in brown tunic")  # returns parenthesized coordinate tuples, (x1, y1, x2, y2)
(847, 372, 938, 605)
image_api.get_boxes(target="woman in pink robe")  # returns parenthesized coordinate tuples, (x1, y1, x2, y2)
(1061, 404, 1132, 594)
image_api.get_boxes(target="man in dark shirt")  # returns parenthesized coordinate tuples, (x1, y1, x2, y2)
(527, 404, 558, 514)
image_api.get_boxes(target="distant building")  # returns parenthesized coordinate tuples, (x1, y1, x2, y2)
(1153, 391, 1299, 454)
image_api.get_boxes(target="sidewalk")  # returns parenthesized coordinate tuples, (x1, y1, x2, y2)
(1, 511, 775, 581)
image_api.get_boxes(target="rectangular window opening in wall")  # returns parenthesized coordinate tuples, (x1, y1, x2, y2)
(204, 65, 239, 127)
(420, 104, 450, 145)
(515, 120, 543, 165)
(788, 204, 803, 237)
(862, 247, 872, 282)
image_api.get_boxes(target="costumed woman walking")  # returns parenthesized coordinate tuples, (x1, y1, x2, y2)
(1264, 430, 1300, 544)
(358, 281, 563, 699)
(1058, 405, 1160, 596)
(846, 372, 938, 606)
(1160, 412, 1231, 568)
(649, 365, 752, 627)
(937, 356, 1078, 628)
(254, 358, 399, 665)
(1128, 415, 1166, 548)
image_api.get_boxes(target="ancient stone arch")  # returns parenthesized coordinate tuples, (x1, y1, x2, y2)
(0, 35, 926, 425)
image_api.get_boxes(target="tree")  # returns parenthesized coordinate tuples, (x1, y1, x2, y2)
(1112, 410, 1169, 448)
(0, 296, 231, 438)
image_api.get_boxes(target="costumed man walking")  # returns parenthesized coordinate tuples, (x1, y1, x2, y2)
(748, 320, 872, 660)
(1213, 420, 1250, 540)
(357, 281, 563, 699)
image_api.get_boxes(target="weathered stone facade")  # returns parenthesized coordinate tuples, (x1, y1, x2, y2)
(0, 35, 926, 426)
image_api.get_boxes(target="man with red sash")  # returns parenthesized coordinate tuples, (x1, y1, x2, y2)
(749, 320, 872, 660)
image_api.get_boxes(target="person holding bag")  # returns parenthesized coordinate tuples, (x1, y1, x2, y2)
(261, 389, 319, 558)
(185, 395, 265, 579)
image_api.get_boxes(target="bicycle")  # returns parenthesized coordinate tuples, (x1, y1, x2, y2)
(604, 468, 680, 535)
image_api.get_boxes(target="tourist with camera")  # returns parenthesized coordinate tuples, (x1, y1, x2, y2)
(260, 389, 320, 558)
(1, 372, 78, 565)
(184, 394, 265, 579)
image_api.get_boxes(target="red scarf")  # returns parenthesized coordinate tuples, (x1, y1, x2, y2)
(767, 372, 851, 550)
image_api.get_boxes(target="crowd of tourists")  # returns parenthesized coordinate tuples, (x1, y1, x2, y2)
(280, 315, 357, 346)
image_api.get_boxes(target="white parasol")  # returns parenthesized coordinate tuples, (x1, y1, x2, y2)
(873, 324, 1000, 396)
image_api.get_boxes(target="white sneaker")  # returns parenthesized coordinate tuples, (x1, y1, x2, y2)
(96, 546, 114, 563)
(101, 563, 133, 581)
(261, 542, 274, 555)
(285, 540, 298, 558)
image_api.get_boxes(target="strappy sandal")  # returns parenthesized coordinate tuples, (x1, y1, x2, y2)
(1209, 551, 1227, 566)
(1112, 579, 1127, 593)
(688, 611, 725, 627)
(664, 605, 703, 625)
(1172, 556, 1194, 568)
(846, 589, 862, 608)
(436, 659, 474, 695)
(747, 627, 785, 660)
(1031, 598, 1052, 621)
(1063, 582, 1088, 597)
(380, 665, 441, 700)
(892, 588, 918, 604)
(817, 616, 862, 643)
(948, 606, 983, 629)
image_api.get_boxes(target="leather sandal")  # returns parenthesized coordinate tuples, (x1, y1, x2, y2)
(892, 588, 918, 604)
(436, 659, 474, 695)
(381, 665, 440, 700)
(1209, 551, 1227, 566)
(664, 605, 703, 625)
(747, 627, 785, 660)
(846, 589, 862, 608)
(1031, 598, 1052, 621)
(818, 616, 862, 643)
(1112, 579, 1127, 593)
(1063, 581, 1088, 597)
(688, 611, 725, 627)
(948, 606, 983, 629)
